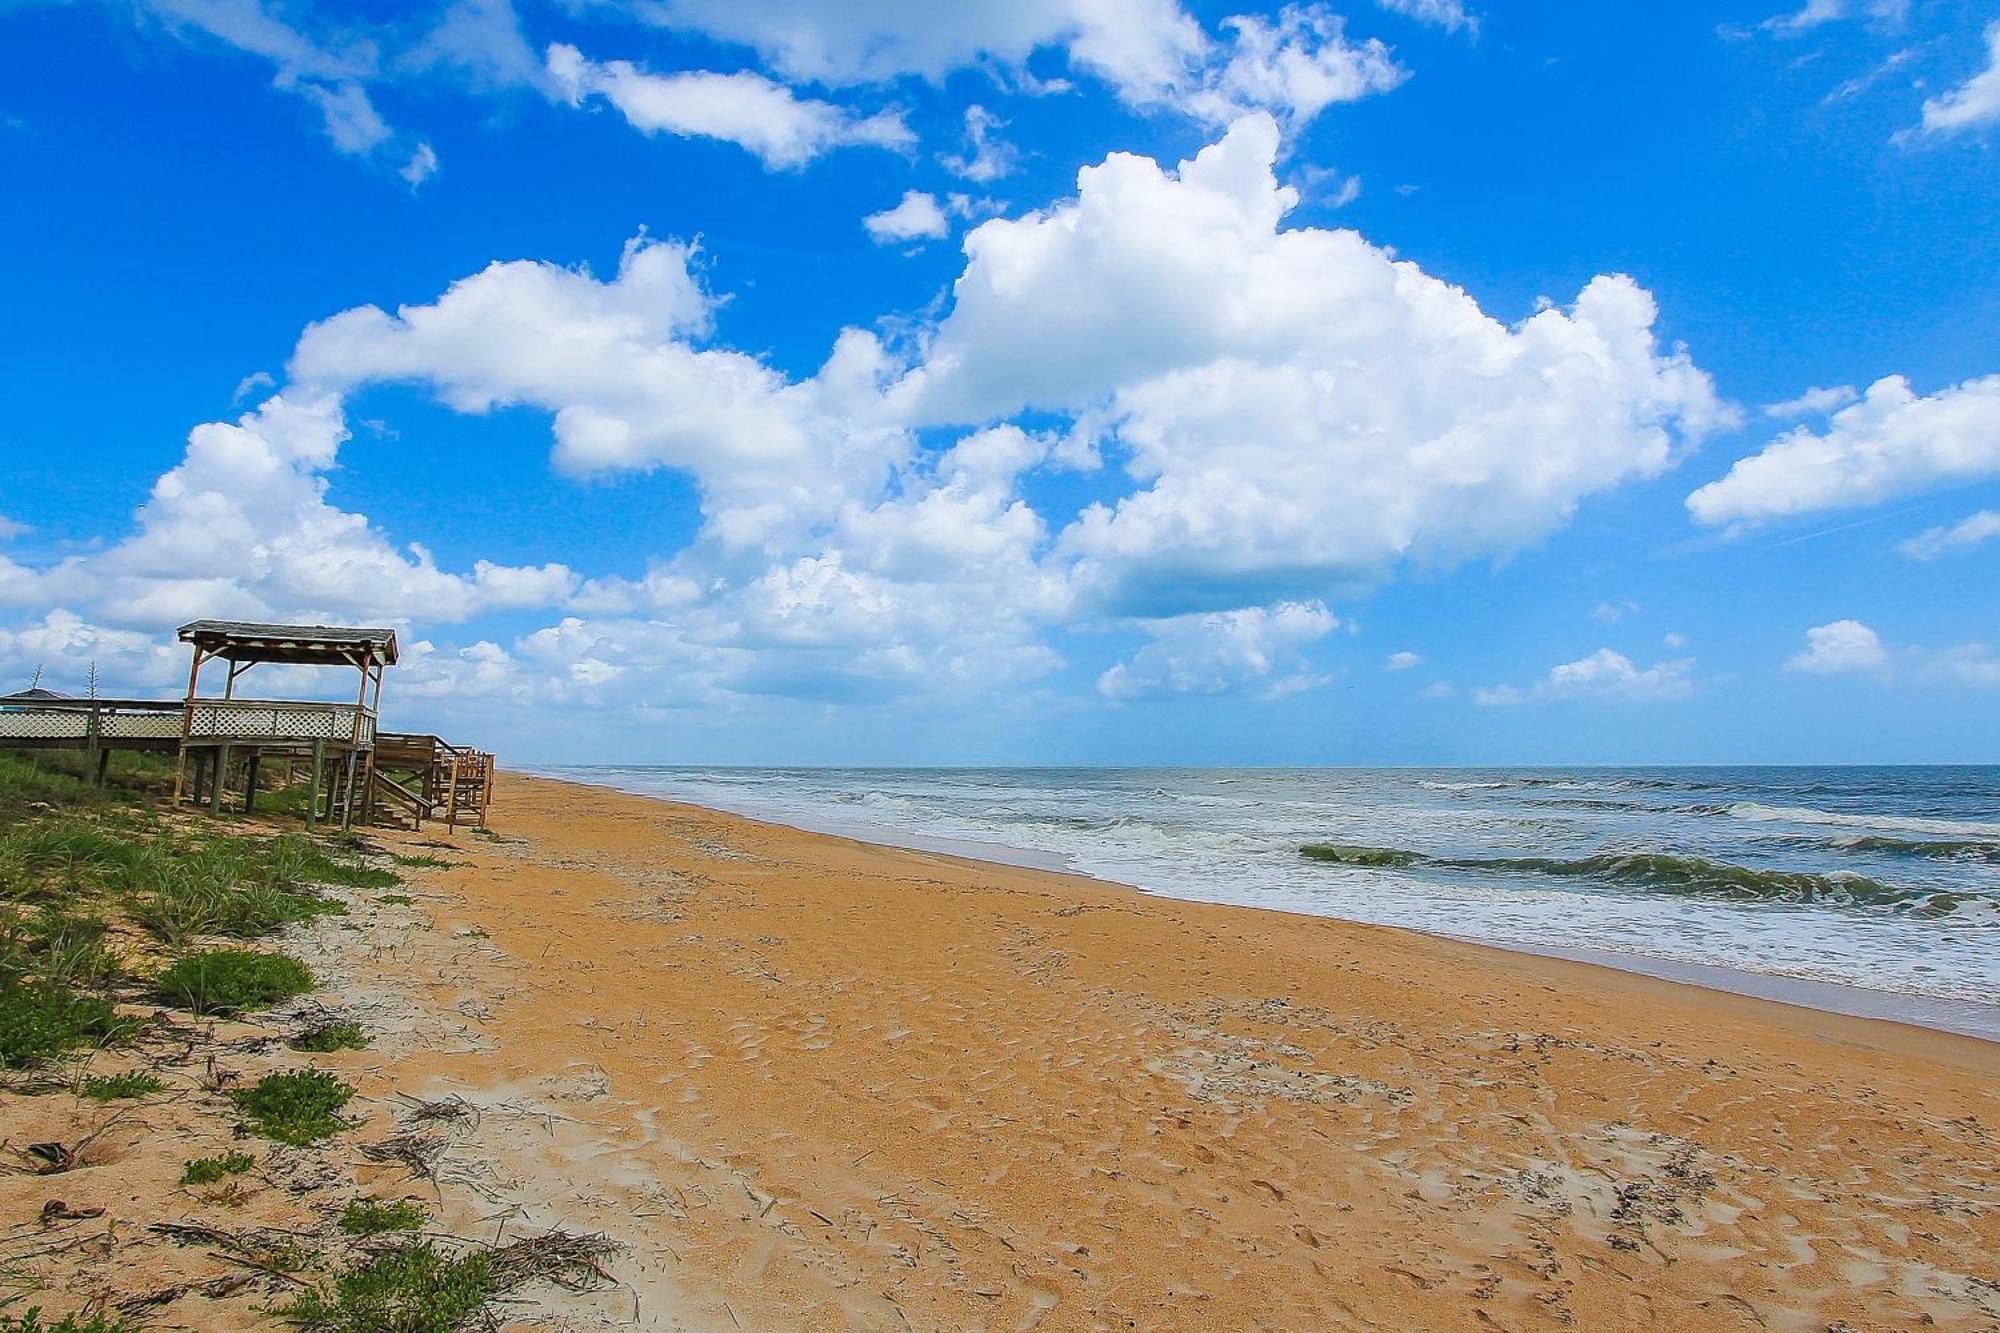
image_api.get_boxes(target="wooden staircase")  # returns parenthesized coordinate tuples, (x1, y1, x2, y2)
(366, 732, 496, 830)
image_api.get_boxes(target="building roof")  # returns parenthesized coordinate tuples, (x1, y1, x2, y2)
(176, 620, 400, 667)
(0, 686, 70, 702)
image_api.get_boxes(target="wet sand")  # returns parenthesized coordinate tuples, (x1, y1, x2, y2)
(13, 769, 1996, 1330)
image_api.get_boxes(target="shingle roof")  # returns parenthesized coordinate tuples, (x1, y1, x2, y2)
(175, 620, 400, 667)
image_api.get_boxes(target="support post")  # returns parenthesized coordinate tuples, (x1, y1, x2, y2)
(244, 752, 261, 815)
(172, 645, 203, 806)
(306, 740, 324, 832)
(95, 747, 110, 786)
(84, 705, 101, 787)
(340, 750, 358, 831)
(210, 744, 230, 815)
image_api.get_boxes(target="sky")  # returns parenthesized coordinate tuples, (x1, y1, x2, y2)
(0, 0, 1997, 766)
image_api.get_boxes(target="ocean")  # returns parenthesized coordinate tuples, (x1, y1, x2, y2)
(546, 765, 2000, 1037)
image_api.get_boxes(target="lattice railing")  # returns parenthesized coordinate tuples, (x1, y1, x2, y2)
(0, 701, 182, 741)
(184, 699, 375, 747)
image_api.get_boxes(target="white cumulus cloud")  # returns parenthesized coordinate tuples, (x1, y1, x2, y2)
(1475, 649, 1695, 705)
(1184, 6, 1406, 128)
(545, 43, 912, 169)
(864, 191, 950, 244)
(1098, 600, 1336, 699)
(1688, 374, 2000, 526)
(1785, 619, 1888, 675)
(895, 115, 1726, 614)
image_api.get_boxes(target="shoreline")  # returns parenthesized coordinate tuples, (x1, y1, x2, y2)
(540, 765, 2000, 1045)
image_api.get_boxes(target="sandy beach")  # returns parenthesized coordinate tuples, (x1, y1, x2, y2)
(352, 773, 1999, 1328)
(12, 769, 1998, 1331)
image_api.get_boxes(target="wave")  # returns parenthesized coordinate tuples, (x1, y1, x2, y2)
(1728, 802, 2000, 838)
(1301, 843, 1425, 866)
(1299, 843, 1984, 916)
(1420, 775, 1697, 795)
(1829, 834, 2000, 863)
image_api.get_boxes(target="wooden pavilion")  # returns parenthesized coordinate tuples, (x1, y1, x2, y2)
(172, 620, 398, 830)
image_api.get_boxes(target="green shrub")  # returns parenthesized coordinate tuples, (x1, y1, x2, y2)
(0, 1306, 141, 1332)
(340, 1197, 429, 1235)
(231, 1068, 354, 1144)
(180, 1150, 255, 1185)
(376, 894, 414, 907)
(0, 983, 124, 1068)
(155, 948, 313, 1014)
(279, 1242, 491, 1333)
(290, 1020, 368, 1052)
(81, 1070, 165, 1100)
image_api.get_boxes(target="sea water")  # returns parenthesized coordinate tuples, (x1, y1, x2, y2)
(548, 766, 2000, 1032)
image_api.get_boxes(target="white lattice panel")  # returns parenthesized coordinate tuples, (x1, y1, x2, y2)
(186, 700, 373, 746)
(0, 710, 90, 740)
(100, 712, 181, 739)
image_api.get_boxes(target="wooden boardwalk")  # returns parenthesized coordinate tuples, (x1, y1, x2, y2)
(0, 620, 495, 830)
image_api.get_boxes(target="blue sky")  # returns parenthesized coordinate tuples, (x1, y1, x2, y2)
(1, 0, 1996, 764)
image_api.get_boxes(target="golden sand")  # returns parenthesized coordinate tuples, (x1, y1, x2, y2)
(8, 771, 1997, 1330)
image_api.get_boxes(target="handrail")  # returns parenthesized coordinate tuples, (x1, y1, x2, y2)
(0, 698, 184, 712)
(186, 697, 377, 715)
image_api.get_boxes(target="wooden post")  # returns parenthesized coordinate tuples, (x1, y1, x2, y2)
(172, 645, 204, 806)
(244, 751, 261, 815)
(209, 744, 230, 814)
(83, 704, 101, 787)
(339, 750, 358, 831)
(445, 752, 461, 829)
(356, 658, 380, 827)
(95, 747, 110, 786)
(306, 740, 324, 831)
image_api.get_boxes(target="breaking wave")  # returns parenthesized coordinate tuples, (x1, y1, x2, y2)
(1727, 802, 2000, 839)
(1300, 843, 1984, 916)
(1829, 834, 2000, 863)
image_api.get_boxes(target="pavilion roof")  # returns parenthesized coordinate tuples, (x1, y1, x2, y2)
(176, 620, 400, 667)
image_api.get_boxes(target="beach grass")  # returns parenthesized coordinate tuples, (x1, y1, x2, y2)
(0, 746, 405, 1073)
